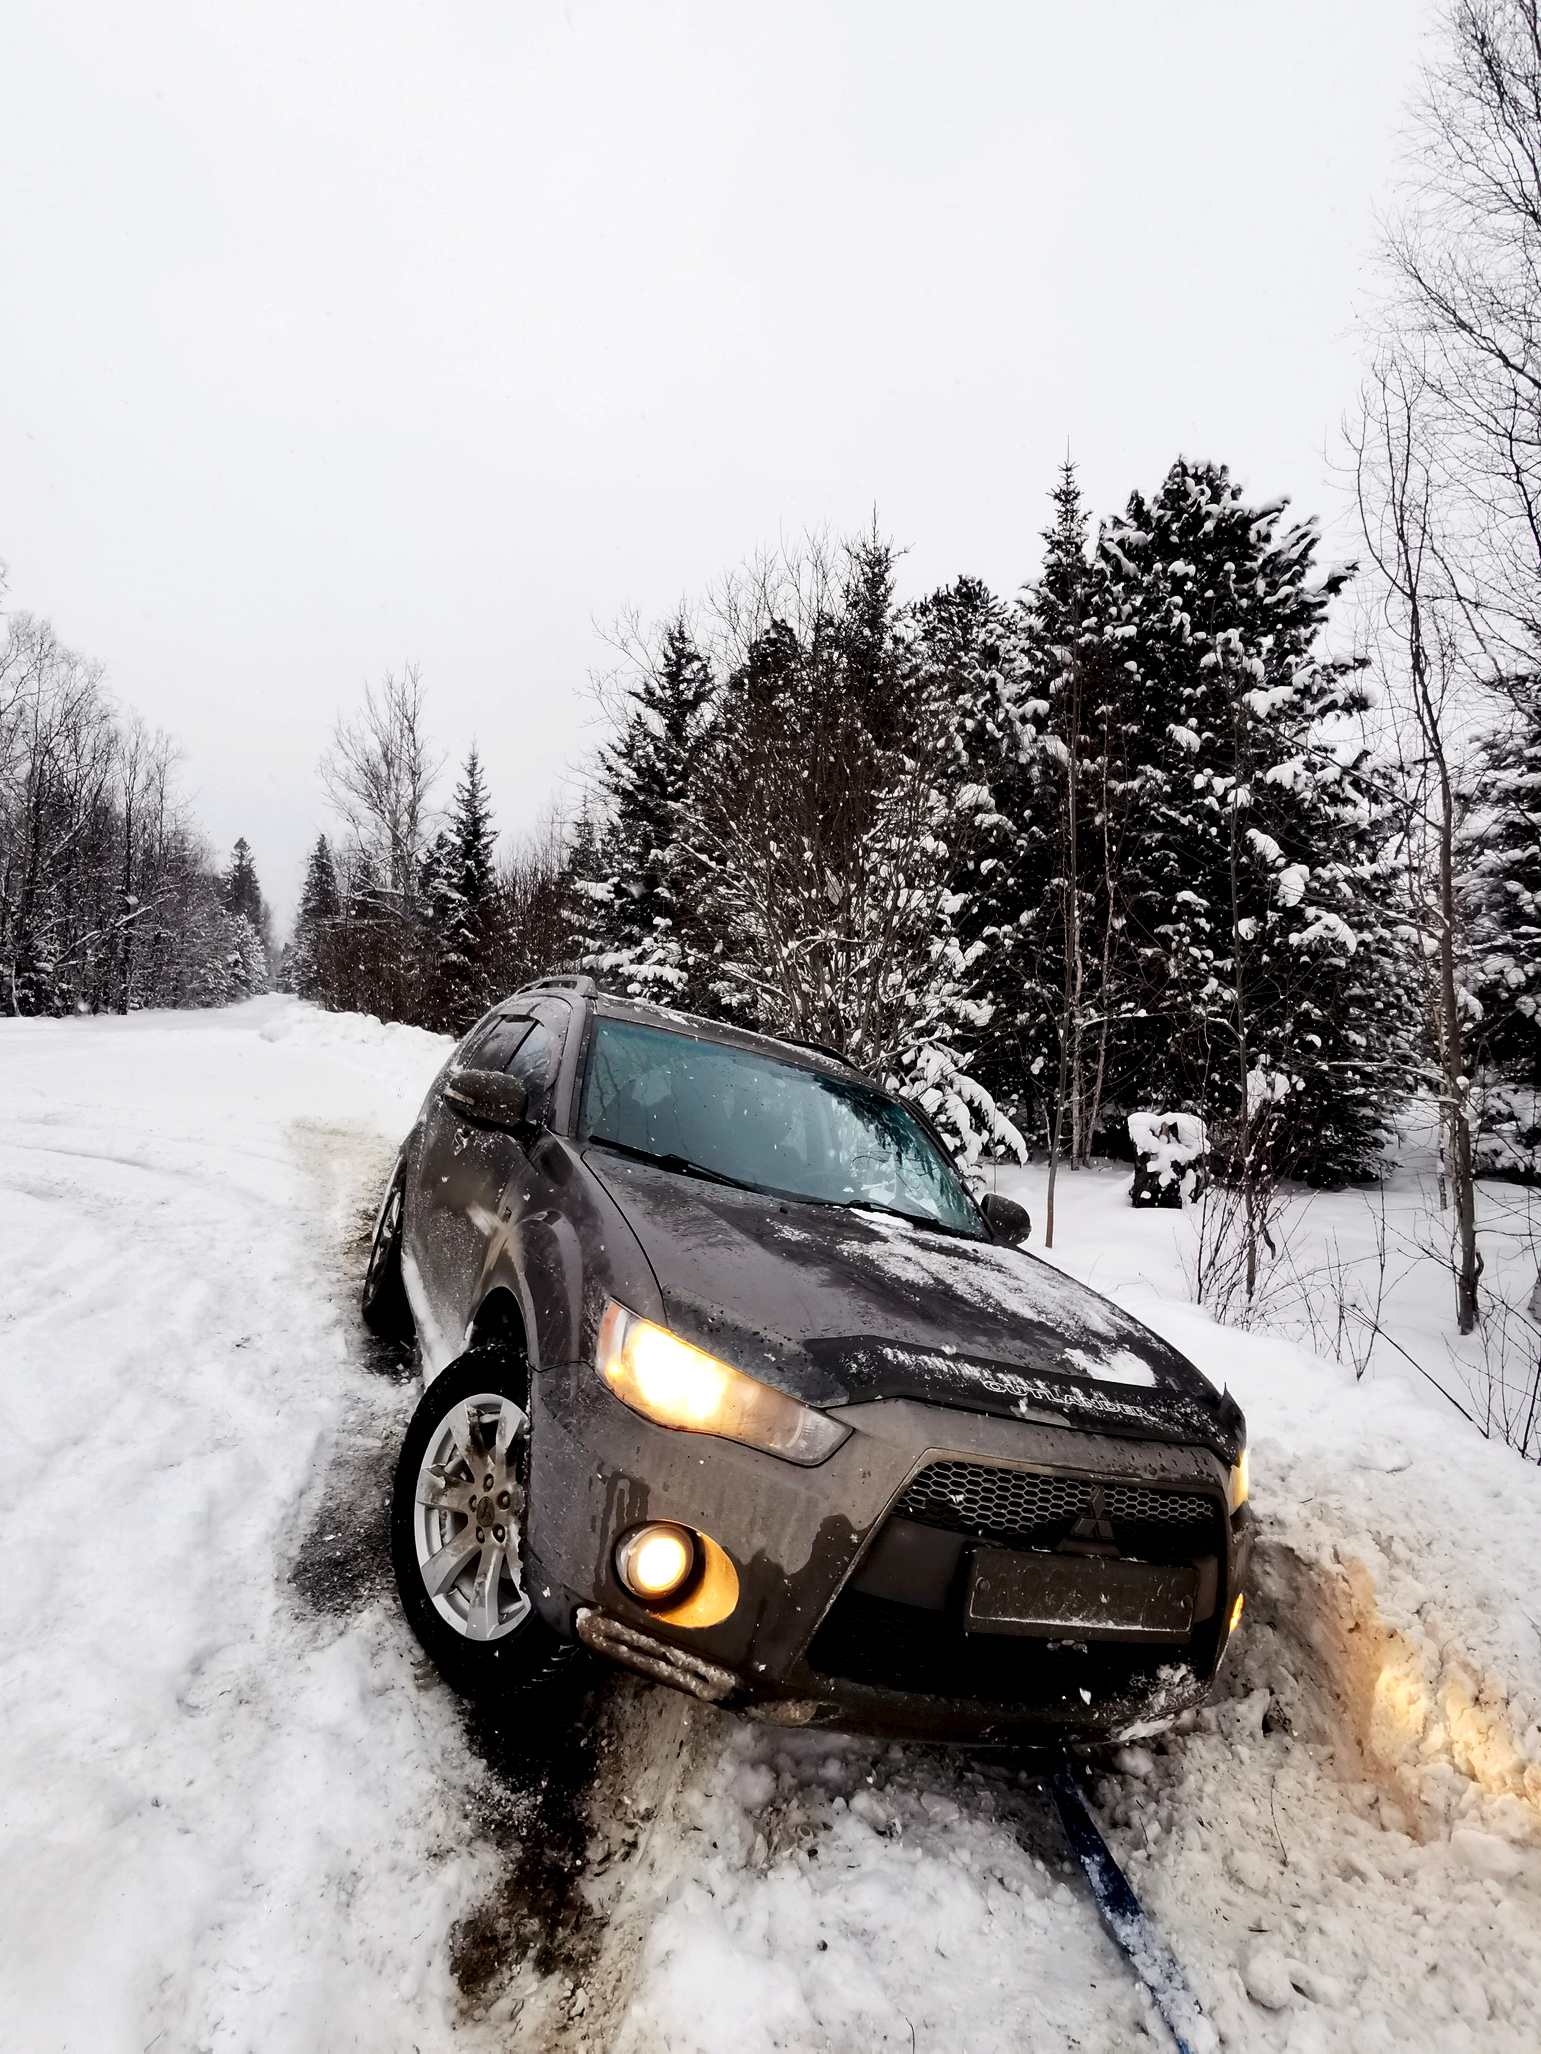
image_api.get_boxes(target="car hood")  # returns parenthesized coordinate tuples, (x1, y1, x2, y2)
(584, 1150, 1241, 1457)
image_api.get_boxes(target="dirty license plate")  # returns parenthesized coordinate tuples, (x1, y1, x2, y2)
(964, 1549, 1197, 1642)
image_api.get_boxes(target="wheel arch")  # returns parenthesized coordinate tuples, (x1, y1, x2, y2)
(467, 1285, 530, 1368)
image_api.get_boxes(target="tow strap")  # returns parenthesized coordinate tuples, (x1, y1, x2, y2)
(1048, 1764, 1215, 2054)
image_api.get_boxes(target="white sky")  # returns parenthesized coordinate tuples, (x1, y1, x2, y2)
(1, 0, 1438, 924)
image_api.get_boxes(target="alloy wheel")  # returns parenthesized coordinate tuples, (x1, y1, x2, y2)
(412, 1393, 532, 1641)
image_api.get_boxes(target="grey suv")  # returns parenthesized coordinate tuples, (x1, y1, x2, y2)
(365, 977, 1251, 1742)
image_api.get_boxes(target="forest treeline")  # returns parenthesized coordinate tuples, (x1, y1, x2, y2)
(0, 596, 272, 1015)
(283, 452, 1533, 1201)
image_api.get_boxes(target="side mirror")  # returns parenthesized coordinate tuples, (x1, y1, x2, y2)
(981, 1190, 1031, 1247)
(441, 1070, 529, 1133)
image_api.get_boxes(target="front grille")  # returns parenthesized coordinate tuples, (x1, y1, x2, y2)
(895, 1460, 1220, 1560)
(806, 1589, 1178, 1708)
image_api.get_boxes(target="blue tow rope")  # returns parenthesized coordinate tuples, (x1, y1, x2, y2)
(1048, 1764, 1214, 2054)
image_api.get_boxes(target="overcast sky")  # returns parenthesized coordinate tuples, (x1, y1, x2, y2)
(2, 1, 1438, 924)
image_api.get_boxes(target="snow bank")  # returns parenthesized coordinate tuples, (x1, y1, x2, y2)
(989, 1159, 1541, 2048)
(255, 995, 454, 1101)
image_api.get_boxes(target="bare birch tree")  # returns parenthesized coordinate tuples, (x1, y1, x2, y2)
(1354, 353, 1485, 1331)
(1387, 0, 1541, 659)
(320, 664, 442, 909)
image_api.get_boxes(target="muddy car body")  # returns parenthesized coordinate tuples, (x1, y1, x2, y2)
(369, 977, 1252, 1743)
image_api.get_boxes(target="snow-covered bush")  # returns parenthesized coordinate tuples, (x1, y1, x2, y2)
(1128, 1111, 1209, 1207)
(1474, 1083, 1541, 1184)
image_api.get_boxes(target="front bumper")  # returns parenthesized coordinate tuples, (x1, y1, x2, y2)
(527, 1362, 1251, 1743)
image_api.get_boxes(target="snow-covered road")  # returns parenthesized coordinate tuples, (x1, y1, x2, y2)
(2, 1000, 1539, 2053)
(0, 1001, 497, 2053)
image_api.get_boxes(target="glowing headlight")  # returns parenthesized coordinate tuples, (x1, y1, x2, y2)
(1228, 1446, 1250, 1513)
(596, 1303, 849, 1465)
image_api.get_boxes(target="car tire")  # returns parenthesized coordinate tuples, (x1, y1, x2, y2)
(361, 1159, 415, 1340)
(390, 1351, 576, 1701)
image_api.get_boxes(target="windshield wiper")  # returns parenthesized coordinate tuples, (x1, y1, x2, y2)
(588, 1137, 762, 1193)
(840, 1198, 981, 1240)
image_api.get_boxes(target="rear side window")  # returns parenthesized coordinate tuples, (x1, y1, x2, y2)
(506, 1023, 553, 1118)
(461, 1015, 533, 1074)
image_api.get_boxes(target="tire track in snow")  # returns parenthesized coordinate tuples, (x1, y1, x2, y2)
(290, 1113, 680, 2049)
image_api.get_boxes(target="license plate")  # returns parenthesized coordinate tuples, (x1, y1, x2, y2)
(964, 1549, 1197, 1642)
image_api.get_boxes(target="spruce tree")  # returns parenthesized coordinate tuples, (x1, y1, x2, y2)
(446, 746, 497, 912)
(579, 614, 715, 1003)
(1095, 459, 1412, 1183)
(1468, 681, 1541, 1087)
(910, 575, 1026, 1103)
(291, 834, 340, 1002)
(1007, 463, 1105, 1154)
(961, 461, 1140, 1170)
(224, 838, 261, 923)
(423, 746, 501, 1032)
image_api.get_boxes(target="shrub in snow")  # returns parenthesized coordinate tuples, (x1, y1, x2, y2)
(1473, 1083, 1541, 1184)
(1128, 1111, 1209, 1207)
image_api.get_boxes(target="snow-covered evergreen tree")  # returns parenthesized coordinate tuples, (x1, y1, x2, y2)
(909, 573, 1029, 1121)
(423, 745, 501, 1031)
(988, 463, 1140, 1158)
(446, 746, 497, 910)
(290, 834, 340, 1002)
(577, 614, 715, 1004)
(1467, 680, 1541, 1086)
(1095, 459, 1413, 1182)
(221, 837, 272, 980)
(224, 837, 261, 923)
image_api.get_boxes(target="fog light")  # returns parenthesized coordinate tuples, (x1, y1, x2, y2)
(615, 1523, 696, 1603)
(1229, 1593, 1245, 1635)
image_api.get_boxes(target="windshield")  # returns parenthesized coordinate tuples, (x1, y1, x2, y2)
(578, 1017, 984, 1238)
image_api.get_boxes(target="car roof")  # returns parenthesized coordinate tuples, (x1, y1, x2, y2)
(584, 990, 869, 1083)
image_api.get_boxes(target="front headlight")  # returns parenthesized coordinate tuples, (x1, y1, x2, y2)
(596, 1302, 850, 1466)
(1228, 1446, 1250, 1513)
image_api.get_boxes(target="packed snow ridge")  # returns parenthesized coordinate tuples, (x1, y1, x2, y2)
(1, 997, 1538, 2052)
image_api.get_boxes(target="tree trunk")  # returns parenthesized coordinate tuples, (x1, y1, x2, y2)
(1064, 647, 1084, 1169)
(1227, 685, 1259, 1302)
(1044, 1034, 1068, 1249)
(1435, 751, 1480, 1332)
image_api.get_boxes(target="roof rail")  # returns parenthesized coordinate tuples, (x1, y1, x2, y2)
(517, 974, 598, 998)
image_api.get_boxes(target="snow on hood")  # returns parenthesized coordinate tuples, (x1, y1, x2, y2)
(584, 1149, 1234, 1450)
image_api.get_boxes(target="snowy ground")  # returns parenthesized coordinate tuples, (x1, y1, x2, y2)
(1, 999, 1539, 2053)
